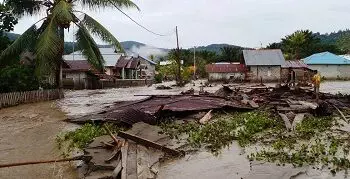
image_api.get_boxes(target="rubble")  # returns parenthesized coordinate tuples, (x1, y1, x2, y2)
(155, 85, 172, 90)
(62, 83, 350, 178)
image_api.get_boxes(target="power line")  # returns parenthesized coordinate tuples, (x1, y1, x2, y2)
(110, 1, 174, 37)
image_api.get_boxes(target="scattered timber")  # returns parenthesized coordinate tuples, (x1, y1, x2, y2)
(118, 131, 183, 157)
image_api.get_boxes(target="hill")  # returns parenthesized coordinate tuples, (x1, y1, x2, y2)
(191, 44, 242, 54)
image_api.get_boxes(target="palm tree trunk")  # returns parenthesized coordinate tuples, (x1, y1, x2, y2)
(56, 27, 64, 89)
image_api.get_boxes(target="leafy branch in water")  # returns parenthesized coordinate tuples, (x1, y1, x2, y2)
(160, 111, 283, 155)
(56, 123, 123, 156)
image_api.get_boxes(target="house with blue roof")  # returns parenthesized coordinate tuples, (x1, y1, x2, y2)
(303, 52, 350, 79)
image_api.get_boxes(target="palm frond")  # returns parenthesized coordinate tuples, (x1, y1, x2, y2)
(81, 13, 124, 53)
(35, 19, 63, 76)
(75, 23, 105, 71)
(5, 0, 44, 17)
(77, 0, 139, 10)
(52, 0, 73, 26)
(0, 25, 38, 65)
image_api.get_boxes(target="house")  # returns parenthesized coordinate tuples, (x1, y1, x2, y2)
(136, 55, 157, 80)
(115, 56, 139, 79)
(64, 47, 156, 80)
(242, 49, 285, 82)
(206, 63, 247, 81)
(62, 60, 100, 89)
(64, 47, 124, 77)
(303, 52, 350, 80)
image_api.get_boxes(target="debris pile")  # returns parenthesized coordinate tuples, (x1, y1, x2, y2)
(64, 84, 350, 178)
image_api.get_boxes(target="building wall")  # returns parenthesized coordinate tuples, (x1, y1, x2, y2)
(248, 66, 281, 82)
(105, 67, 114, 76)
(63, 72, 89, 89)
(139, 60, 155, 80)
(208, 72, 245, 81)
(308, 64, 350, 79)
(281, 68, 312, 82)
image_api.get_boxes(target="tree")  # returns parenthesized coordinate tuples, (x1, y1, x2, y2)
(1, 0, 138, 87)
(337, 32, 350, 54)
(219, 46, 242, 62)
(281, 30, 320, 59)
(266, 42, 282, 49)
(0, 3, 18, 53)
(0, 3, 18, 33)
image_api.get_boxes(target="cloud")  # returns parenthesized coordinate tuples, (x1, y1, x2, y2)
(128, 45, 168, 58)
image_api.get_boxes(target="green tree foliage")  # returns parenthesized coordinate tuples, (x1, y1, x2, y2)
(0, 65, 40, 93)
(281, 30, 320, 60)
(269, 30, 342, 60)
(0, 3, 18, 33)
(0, 3, 18, 53)
(1, 0, 138, 85)
(336, 32, 350, 54)
(219, 46, 242, 62)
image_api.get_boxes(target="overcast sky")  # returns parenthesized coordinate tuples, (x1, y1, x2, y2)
(11, 0, 350, 49)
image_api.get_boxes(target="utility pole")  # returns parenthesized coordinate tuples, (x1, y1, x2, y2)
(193, 46, 196, 80)
(175, 26, 182, 86)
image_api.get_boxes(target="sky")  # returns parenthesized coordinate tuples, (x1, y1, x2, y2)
(10, 0, 350, 49)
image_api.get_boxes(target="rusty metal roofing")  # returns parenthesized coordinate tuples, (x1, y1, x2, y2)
(243, 49, 285, 66)
(282, 60, 308, 68)
(64, 60, 92, 71)
(115, 56, 132, 68)
(206, 64, 247, 73)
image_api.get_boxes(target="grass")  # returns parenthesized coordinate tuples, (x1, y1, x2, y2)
(56, 123, 123, 156)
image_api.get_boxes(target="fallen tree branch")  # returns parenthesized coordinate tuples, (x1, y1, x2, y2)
(0, 156, 89, 168)
(332, 104, 347, 122)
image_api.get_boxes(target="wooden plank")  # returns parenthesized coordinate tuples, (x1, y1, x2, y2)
(126, 142, 137, 179)
(137, 145, 152, 179)
(118, 132, 182, 157)
(121, 141, 129, 179)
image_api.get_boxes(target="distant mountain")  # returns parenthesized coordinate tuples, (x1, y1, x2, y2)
(4, 32, 20, 41)
(190, 44, 243, 54)
(315, 29, 350, 44)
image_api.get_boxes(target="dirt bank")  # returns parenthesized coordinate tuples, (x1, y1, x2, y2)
(0, 102, 78, 179)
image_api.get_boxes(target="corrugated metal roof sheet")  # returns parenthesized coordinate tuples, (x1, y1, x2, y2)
(282, 60, 308, 68)
(243, 49, 285, 66)
(304, 52, 350, 65)
(116, 56, 131, 68)
(63, 48, 123, 67)
(206, 64, 247, 73)
(64, 60, 92, 71)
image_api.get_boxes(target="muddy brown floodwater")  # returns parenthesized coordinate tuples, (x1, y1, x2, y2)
(1, 81, 350, 179)
(0, 102, 78, 179)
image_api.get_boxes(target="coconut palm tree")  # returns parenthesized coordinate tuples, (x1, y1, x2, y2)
(1, 0, 139, 87)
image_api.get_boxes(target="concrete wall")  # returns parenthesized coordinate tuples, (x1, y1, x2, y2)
(248, 66, 281, 82)
(308, 64, 350, 79)
(208, 72, 245, 81)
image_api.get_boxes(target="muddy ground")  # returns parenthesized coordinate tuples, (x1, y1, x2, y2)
(0, 102, 78, 179)
(1, 81, 350, 179)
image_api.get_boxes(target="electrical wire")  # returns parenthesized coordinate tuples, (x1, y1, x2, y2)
(110, 1, 174, 37)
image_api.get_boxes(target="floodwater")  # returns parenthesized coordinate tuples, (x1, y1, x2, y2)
(56, 80, 350, 179)
(0, 102, 78, 179)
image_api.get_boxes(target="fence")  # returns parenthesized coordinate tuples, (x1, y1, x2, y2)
(0, 89, 64, 109)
